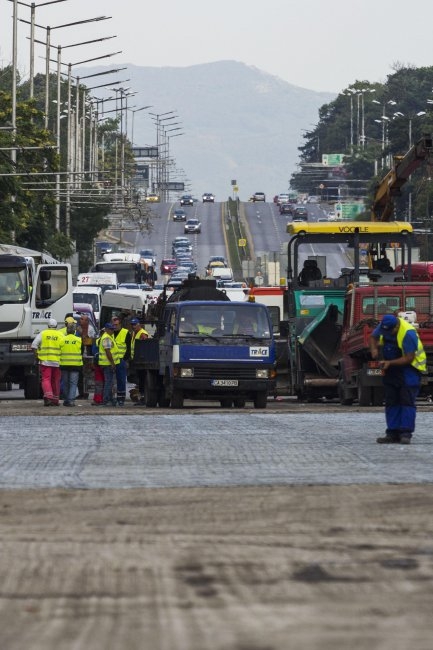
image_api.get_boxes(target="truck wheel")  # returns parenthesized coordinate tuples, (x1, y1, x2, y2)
(233, 398, 246, 408)
(357, 383, 371, 407)
(24, 373, 41, 400)
(253, 392, 267, 409)
(170, 389, 184, 408)
(220, 398, 232, 408)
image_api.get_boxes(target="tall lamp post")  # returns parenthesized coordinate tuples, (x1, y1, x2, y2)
(8, 0, 69, 98)
(392, 110, 427, 221)
(130, 105, 152, 148)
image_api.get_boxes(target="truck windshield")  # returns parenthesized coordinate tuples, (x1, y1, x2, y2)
(0, 268, 28, 303)
(178, 304, 271, 338)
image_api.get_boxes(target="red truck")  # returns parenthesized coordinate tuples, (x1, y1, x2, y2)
(338, 283, 433, 405)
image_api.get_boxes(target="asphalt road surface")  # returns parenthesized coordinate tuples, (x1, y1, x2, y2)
(1, 400, 432, 649)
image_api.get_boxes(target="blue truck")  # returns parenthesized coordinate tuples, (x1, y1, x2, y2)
(134, 279, 276, 408)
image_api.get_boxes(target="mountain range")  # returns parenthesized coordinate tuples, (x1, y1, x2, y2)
(79, 60, 336, 201)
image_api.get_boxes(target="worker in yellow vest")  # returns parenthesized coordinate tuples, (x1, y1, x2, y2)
(31, 318, 65, 406)
(98, 322, 120, 407)
(111, 315, 131, 406)
(130, 317, 150, 406)
(60, 320, 83, 407)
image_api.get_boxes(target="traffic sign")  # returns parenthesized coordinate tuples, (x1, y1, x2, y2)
(238, 238, 246, 247)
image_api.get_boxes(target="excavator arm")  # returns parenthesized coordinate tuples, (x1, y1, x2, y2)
(371, 134, 433, 221)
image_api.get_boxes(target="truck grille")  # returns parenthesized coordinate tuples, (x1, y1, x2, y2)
(192, 366, 258, 380)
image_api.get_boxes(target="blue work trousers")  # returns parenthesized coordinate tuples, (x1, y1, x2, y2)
(384, 380, 420, 439)
(115, 359, 127, 401)
(61, 369, 79, 404)
(102, 365, 116, 404)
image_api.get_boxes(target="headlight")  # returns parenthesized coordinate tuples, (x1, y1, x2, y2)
(180, 368, 194, 378)
(256, 368, 269, 379)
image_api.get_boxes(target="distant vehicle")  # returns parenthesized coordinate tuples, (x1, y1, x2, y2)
(160, 258, 177, 274)
(118, 283, 152, 291)
(207, 256, 227, 268)
(139, 249, 156, 267)
(307, 195, 320, 203)
(145, 193, 160, 203)
(279, 203, 293, 215)
(202, 192, 215, 203)
(172, 239, 193, 255)
(293, 206, 308, 220)
(95, 241, 113, 258)
(184, 218, 201, 234)
(276, 193, 290, 205)
(173, 209, 187, 222)
(180, 194, 194, 206)
(252, 192, 266, 202)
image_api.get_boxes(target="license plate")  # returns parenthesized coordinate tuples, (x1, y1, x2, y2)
(211, 379, 239, 387)
(367, 368, 384, 376)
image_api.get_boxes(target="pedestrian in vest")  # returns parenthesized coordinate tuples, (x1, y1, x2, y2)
(369, 313, 427, 444)
(99, 322, 120, 407)
(60, 319, 83, 407)
(31, 318, 64, 406)
(130, 317, 150, 406)
(91, 329, 104, 405)
(111, 314, 131, 406)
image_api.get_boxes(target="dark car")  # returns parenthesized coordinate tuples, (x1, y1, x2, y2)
(293, 206, 308, 220)
(279, 203, 293, 215)
(173, 209, 187, 222)
(180, 194, 194, 206)
(184, 218, 201, 234)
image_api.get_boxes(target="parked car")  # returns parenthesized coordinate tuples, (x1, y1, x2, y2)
(180, 194, 194, 206)
(184, 218, 201, 234)
(252, 192, 266, 202)
(173, 209, 187, 222)
(202, 192, 215, 202)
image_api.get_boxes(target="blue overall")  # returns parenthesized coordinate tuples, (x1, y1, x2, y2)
(372, 325, 421, 439)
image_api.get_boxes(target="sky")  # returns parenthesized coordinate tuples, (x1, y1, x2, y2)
(1, 0, 433, 94)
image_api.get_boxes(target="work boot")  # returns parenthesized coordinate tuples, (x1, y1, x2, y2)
(376, 434, 398, 444)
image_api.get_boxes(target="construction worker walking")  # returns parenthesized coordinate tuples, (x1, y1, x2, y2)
(31, 319, 65, 406)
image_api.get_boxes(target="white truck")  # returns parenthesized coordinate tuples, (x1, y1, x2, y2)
(0, 246, 73, 397)
(72, 286, 102, 325)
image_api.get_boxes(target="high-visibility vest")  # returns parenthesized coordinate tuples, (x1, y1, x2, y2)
(131, 327, 149, 359)
(98, 332, 120, 366)
(380, 318, 427, 373)
(38, 329, 64, 363)
(60, 333, 83, 367)
(113, 327, 128, 359)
